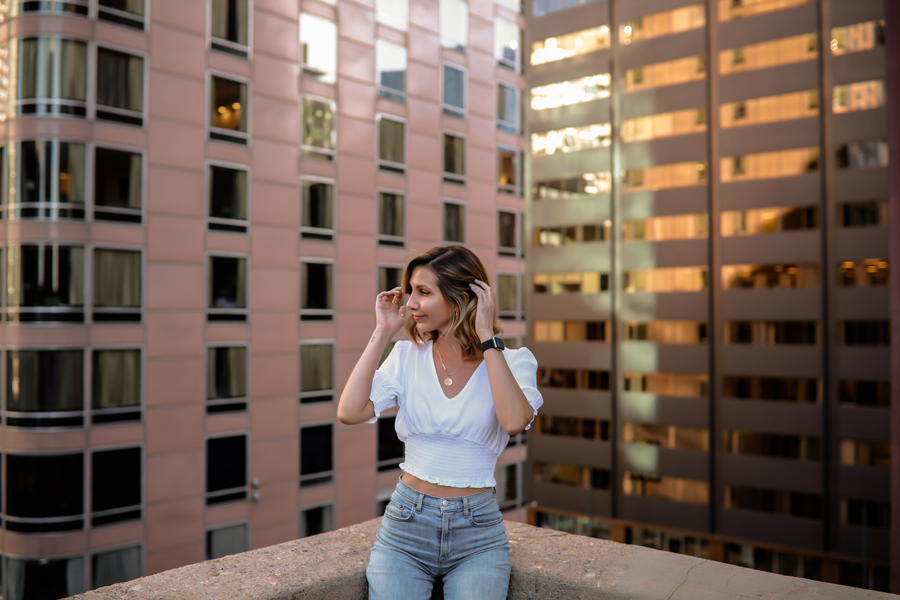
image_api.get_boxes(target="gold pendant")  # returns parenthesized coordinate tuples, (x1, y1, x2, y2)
(444, 377, 453, 387)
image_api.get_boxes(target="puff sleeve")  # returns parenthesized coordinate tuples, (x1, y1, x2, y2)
(366, 340, 407, 423)
(507, 347, 543, 430)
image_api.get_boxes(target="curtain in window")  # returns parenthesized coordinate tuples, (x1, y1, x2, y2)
(209, 524, 248, 559)
(67, 557, 86, 596)
(18, 38, 40, 99)
(236, 258, 247, 307)
(94, 249, 141, 308)
(6, 558, 25, 600)
(379, 193, 404, 236)
(379, 119, 404, 164)
(210, 0, 229, 41)
(68, 245, 86, 306)
(9, 350, 83, 411)
(59, 39, 87, 101)
(94, 349, 140, 409)
(93, 546, 142, 588)
(61, 141, 86, 204)
(444, 136, 465, 175)
(207, 347, 246, 399)
(98, 49, 143, 112)
(301, 344, 332, 392)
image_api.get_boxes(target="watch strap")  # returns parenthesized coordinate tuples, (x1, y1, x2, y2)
(480, 337, 505, 353)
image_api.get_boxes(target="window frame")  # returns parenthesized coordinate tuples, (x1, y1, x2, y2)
(494, 17, 521, 72)
(496, 82, 520, 134)
(299, 257, 335, 321)
(299, 94, 337, 161)
(92, 141, 146, 225)
(89, 443, 144, 527)
(439, 0, 468, 53)
(97, 0, 147, 30)
(377, 263, 405, 296)
(90, 344, 144, 424)
(298, 339, 335, 404)
(496, 460, 524, 510)
(496, 145, 522, 196)
(376, 413, 405, 472)
(6, 241, 87, 324)
(206, 252, 250, 322)
(206, 159, 251, 234)
(441, 130, 466, 185)
(91, 243, 144, 323)
(376, 113, 407, 174)
(497, 210, 521, 257)
(13, 35, 90, 119)
(299, 502, 335, 538)
(205, 520, 250, 560)
(299, 420, 335, 487)
(299, 12, 337, 83)
(440, 62, 467, 119)
(90, 542, 145, 589)
(497, 272, 524, 320)
(94, 40, 148, 127)
(441, 198, 467, 244)
(205, 432, 250, 505)
(205, 342, 250, 413)
(375, 0, 408, 32)
(377, 187, 406, 247)
(300, 175, 336, 240)
(375, 38, 408, 103)
(7, 137, 88, 221)
(208, 0, 253, 59)
(207, 70, 251, 146)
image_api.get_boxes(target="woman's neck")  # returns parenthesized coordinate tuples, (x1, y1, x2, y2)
(436, 331, 467, 362)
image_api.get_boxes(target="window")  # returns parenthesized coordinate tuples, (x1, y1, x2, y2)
(530, 26, 610, 65)
(722, 147, 818, 182)
(442, 133, 465, 183)
(623, 267, 707, 293)
(534, 321, 608, 342)
(496, 463, 521, 510)
(92, 447, 141, 526)
(96, 47, 144, 126)
(836, 140, 888, 169)
(207, 346, 247, 413)
(7, 349, 83, 428)
(94, 146, 142, 223)
(209, 75, 248, 144)
(839, 380, 889, 407)
(8, 243, 84, 323)
(98, 0, 145, 30)
(840, 499, 890, 528)
(531, 123, 611, 156)
(300, 342, 333, 404)
(207, 523, 248, 559)
(621, 108, 706, 142)
(623, 372, 708, 397)
(5, 556, 86, 597)
(534, 173, 611, 200)
(300, 260, 334, 320)
(722, 263, 820, 290)
(720, 89, 818, 128)
(833, 80, 885, 114)
(621, 4, 705, 44)
(724, 485, 822, 519)
(724, 376, 821, 403)
(534, 416, 610, 441)
(537, 368, 610, 390)
(624, 55, 705, 92)
(206, 434, 248, 505)
(301, 97, 336, 160)
(442, 64, 465, 117)
(838, 260, 889, 287)
(831, 20, 885, 55)
(93, 248, 141, 322)
(208, 164, 249, 233)
(840, 440, 890, 468)
(12, 139, 86, 219)
(93, 349, 142, 423)
(535, 511, 613, 539)
(377, 415, 404, 471)
(299, 14, 337, 84)
(301, 178, 334, 239)
(378, 191, 405, 246)
(840, 321, 889, 346)
(721, 205, 818, 236)
(497, 84, 519, 134)
(443, 201, 465, 242)
(378, 117, 406, 173)
(299, 504, 334, 538)
(440, 0, 467, 52)
(497, 273, 522, 320)
(531, 74, 610, 111)
(838, 200, 887, 227)
(497, 147, 521, 194)
(623, 161, 707, 191)
(498, 211, 518, 256)
(207, 255, 247, 321)
(376, 40, 407, 102)
(623, 473, 709, 504)
(534, 463, 610, 490)
(622, 214, 707, 241)
(724, 321, 819, 345)
(7, 452, 84, 532)
(378, 266, 403, 294)
(719, 0, 812, 21)
(16, 0, 89, 16)
(720, 33, 817, 75)
(533, 271, 609, 295)
(92, 546, 142, 589)
(211, 0, 249, 56)
(494, 18, 520, 71)
(724, 431, 822, 460)
(624, 321, 707, 344)
(300, 423, 334, 486)
(496, 0, 520, 11)
(17, 37, 88, 117)
(376, 0, 408, 31)
(623, 423, 709, 451)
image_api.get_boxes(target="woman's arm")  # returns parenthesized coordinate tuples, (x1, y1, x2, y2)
(337, 288, 406, 425)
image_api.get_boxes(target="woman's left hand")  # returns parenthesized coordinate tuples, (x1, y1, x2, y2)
(469, 279, 497, 342)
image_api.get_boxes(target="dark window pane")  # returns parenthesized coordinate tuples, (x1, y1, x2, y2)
(379, 118, 405, 164)
(301, 180, 333, 229)
(301, 262, 333, 310)
(377, 416, 404, 462)
(211, 0, 248, 45)
(93, 349, 141, 410)
(19, 140, 86, 207)
(8, 557, 84, 600)
(8, 350, 83, 412)
(300, 424, 333, 476)
(378, 192, 405, 237)
(443, 203, 465, 242)
(97, 48, 143, 112)
(208, 347, 247, 399)
(209, 166, 247, 221)
(207, 435, 247, 493)
(443, 65, 465, 112)
(300, 505, 333, 537)
(92, 546, 142, 589)
(8, 453, 84, 517)
(209, 256, 247, 309)
(499, 211, 516, 248)
(300, 344, 333, 394)
(93, 447, 141, 512)
(10, 244, 85, 308)
(443, 134, 465, 176)
(99, 0, 145, 15)
(95, 147, 142, 210)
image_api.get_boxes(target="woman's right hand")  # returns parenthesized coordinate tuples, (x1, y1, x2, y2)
(375, 287, 407, 336)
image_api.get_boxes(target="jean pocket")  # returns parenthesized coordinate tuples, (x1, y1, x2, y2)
(384, 499, 415, 522)
(468, 501, 503, 527)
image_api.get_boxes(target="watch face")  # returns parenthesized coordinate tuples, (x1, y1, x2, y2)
(496, 337, 505, 350)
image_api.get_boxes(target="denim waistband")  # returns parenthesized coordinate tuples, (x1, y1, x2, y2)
(392, 477, 496, 514)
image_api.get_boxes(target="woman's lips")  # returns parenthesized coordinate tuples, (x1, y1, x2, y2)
(413, 315, 424, 321)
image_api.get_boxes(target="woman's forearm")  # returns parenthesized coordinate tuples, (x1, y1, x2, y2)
(337, 329, 395, 425)
(483, 351, 534, 435)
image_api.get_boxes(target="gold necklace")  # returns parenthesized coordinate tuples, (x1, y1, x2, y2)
(435, 339, 465, 387)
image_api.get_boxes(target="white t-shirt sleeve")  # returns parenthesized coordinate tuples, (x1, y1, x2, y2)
(507, 347, 543, 430)
(366, 341, 406, 423)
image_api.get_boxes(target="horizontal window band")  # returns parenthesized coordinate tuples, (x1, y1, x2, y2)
(8, 312, 85, 323)
(92, 509, 141, 527)
(299, 394, 333, 405)
(300, 314, 333, 321)
(206, 491, 247, 506)
(378, 239, 405, 247)
(18, 103, 87, 117)
(443, 107, 465, 118)
(21, 2, 88, 15)
(92, 411, 141, 425)
(7, 416, 84, 428)
(210, 131, 248, 145)
(6, 518, 84, 533)
(378, 89, 405, 103)
(9, 206, 86, 220)
(206, 402, 247, 414)
(442, 176, 465, 185)
(301, 149, 335, 161)
(377, 462, 402, 473)
(301, 231, 333, 241)
(211, 41, 249, 59)
(98, 10, 144, 29)
(378, 164, 405, 175)
(209, 222, 248, 234)
(94, 210, 142, 224)
(300, 475, 333, 488)
(93, 312, 141, 323)
(96, 110, 143, 127)
(208, 313, 247, 322)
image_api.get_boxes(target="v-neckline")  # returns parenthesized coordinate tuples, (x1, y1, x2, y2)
(429, 340, 485, 400)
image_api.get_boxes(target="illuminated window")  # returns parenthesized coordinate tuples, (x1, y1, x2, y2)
(722, 263, 820, 290)
(622, 214, 707, 241)
(839, 380, 889, 407)
(531, 123, 610, 156)
(534, 463, 610, 490)
(718, 0, 813, 22)
(535, 416, 609, 441)
(719, 33, 817, 75)
(622, 161, 707, 191)
(721, 205, 818, 236)
(833, 80, 885, 114)
(624, 55, 705, 91)
(530, 26, 610, 66)
(623, 267, 707, 293)
(724, 376, 821, 403)
(494, 18, 520, 71)
(301, 97, 336, 160)
(838, 200, 887, 227)
(840, 440, 890, 468)
(530, 74, 610, 111)
(724, 431, 822, 460)
(534, 173, 610, 200)
(537, 368, 610, 390)
(623, 372, 709, 397)
(721, 147, 818, 182)
(624, 321, 707, 344)
(533, 321, 609, 342)
(839, 321, 889, 346)
(831, 20, 885, 55)
(620, 4, 704, 44)
(534, 224, 609, 246)
(622, 472, 708, 504)
(720, 89, 818, 128)
(724, 485, 822, 519)
(836, 140, 888, 169)
(497, 148, 522, 194)
(838, 260, 888, 287)
(209, 75, 248, 145)
(840, 499, 890, 528)
(533, 272, 609, 295)
(622, 423, 708, 451)
(299, 14, 336, 84)
(723, 321, 819, 345)
(621, 108, 705, 142)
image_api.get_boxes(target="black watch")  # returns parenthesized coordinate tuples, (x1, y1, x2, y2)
(480, 337, 505, 353)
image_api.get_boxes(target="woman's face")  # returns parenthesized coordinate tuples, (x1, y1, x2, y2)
(406, 266, 454, 334)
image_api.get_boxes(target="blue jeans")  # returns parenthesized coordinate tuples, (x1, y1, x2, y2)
(367, 479, 511, 599)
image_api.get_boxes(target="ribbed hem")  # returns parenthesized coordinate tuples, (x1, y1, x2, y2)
(401, 434, 498, 488)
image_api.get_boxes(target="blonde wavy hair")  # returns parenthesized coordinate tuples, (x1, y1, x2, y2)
(402, 245, 503, 358)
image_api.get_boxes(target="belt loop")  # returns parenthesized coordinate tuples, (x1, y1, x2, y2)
(462, 496, 470, 518)
(415, 493, 424, 514)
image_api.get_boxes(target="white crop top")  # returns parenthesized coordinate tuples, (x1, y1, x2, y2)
(368, 340, 543, 488)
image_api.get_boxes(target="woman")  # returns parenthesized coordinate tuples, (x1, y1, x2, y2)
(337, 245, 543, 600)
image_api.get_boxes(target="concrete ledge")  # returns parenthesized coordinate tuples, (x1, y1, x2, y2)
(68, 520, 896, 600)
